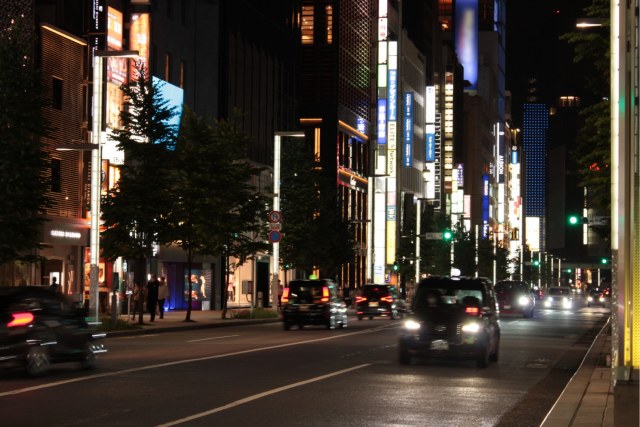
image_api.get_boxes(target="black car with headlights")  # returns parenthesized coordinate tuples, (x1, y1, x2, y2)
(355, 284, 406, 320)
(281, 279, 348, 330)
(495, 279, 535, 318)
(0, 286, 107, 377)
(587, 288, 608, 307)
(398, 276, 500, 368)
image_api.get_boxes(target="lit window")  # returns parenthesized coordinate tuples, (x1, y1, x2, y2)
(326, 6, 333, 44)
(301, 6, 314, 45)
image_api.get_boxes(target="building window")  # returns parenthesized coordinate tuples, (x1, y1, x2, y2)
(165, 52, 172, 82)
(326, 6, 333, 44)
(301, 6, 314, 45)
(52, 77, 63, 110)
(51, 158, 61, 193)
(180, 60, 186, 88)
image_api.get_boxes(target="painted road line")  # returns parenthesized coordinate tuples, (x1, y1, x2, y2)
(187, 335, 239, 343)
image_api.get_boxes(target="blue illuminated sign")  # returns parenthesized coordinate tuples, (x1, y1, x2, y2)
(377, 99, 387, 145)
(403, 92, 413, 167)
(426, 133, 435, 161)
(388, 70, 397, 121)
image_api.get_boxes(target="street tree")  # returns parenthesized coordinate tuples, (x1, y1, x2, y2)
(0, 12, 50, 265)
(101, 64, 177, 322)
(170, 108, 269, 320)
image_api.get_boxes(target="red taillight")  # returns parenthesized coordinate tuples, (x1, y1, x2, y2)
(321, 287, 330, 302)
(355, 296, 367, 303)
(381, 296, 393, 302)
(7, 312, 34, 327)
(281, 288, 290, 304)
(465, 307, 479, 315)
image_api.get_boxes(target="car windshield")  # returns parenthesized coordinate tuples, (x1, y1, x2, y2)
(413, 282, 483, 315)
(362, 286, 390, 297)
(549, 288, 571, 296)
(495, 281, 528, 292)
(287, 281, 325, 303)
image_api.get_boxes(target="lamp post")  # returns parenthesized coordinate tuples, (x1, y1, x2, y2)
(272, 132, 304, 309)
(89, 50, 138, 322)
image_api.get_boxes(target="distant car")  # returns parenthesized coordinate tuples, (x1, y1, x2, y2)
(587, 288, 608, 307)
(398, 276, 501, 368)
(355, 284, 406, 320)
(495, 280, 535, 318)
(543, 287, 574, 310)
(281, 279, 348, 330)
(0, 286, 107, 377)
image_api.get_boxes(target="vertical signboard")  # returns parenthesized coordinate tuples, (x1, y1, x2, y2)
(403, 92, 413, 167)
(455, 0, 478, 90)
(377, 99, 387, 145)
(129, 13, 150, 81)
(425, 85, 436, 162)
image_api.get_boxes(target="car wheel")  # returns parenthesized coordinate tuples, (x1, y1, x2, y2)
(26, 345, 51, 377)
(398, 345, 411, 365)
(358, 315, 363, 321)
(476, 342, 490, 368)
(283, 322, 291, 331)
(523, 309, 533, 318)
(81, 342, 98, 370)
(298, 324, 304, 330)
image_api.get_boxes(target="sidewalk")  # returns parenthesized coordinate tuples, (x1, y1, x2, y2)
(105, 307, 281, 338)
(541, 318, 639, 427)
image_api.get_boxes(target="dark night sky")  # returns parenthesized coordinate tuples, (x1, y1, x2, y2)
(506, 0, 594, 126)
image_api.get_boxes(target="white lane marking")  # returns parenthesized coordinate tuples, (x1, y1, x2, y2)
(156, 364, 371, 427)
(0, 327, 387, 397)
(187, 335, 239, 343)
(120, 334, 160, 339)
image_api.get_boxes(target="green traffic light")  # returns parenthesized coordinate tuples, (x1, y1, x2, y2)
(601, 258, 608, 264)
(443, 229, 453, 241)
(568, 215, 580, 225)
(393, 262, 399, 271)
(533, 260, 540, 267)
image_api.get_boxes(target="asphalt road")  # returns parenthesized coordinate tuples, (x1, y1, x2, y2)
(0, 302, 609, 427)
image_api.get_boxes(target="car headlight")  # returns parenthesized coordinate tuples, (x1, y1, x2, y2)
(404, 320, 421, 330)
(461, 322, 480, 333)
(518, 296, 530, 306)
(544, 298, 552, 307)
(588, 296, 594, 302)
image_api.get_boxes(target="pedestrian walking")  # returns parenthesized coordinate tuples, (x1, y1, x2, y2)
(131, 281, 143, 321)
(158, 276, 169, 319)
(147, 274, 160, 322)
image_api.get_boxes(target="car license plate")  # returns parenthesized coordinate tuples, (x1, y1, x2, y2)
(298, 304, 309, 312)
(504, 305, 511, 309)
(430, 340, 449, 350)
(369, 302, 379, 307)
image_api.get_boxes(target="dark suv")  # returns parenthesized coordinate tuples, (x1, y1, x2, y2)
(495, 280, 535, 318)
(356, 284, 406, 320)
(398, 276, 500, 368)
(281, 279, 348, 330)
(0, 286, 107, 376)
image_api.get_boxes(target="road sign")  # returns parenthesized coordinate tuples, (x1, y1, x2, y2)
(269, 222, 281, 230)
(422, 232, 443, 240)
(268, 210, 282, 223)
(268, 229, 282, 243)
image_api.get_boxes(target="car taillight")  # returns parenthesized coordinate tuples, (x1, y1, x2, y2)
(321, 287, 330, 302)
(281, 288, 290, 304)
(465, 307, 479, 315)
(7, 312, 34, 327)
(381, 296, 393, 302)
(355, 296, 367, 303)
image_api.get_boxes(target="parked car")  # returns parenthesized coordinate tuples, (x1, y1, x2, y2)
(281, 279, 348, 330)
(495, 280, 535, 318)
(0, 286, 107, 377)
(398, 276, 500, 368)
(543, 286, 574, 310)
(587, 288, 608, 307)
(355, 284, 406, 320)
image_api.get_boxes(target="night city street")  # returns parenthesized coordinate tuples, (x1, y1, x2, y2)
(0, 303, 609, 426)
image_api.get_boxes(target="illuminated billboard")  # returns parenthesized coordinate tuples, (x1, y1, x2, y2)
(403, 92, 413, 167)
(455, 0, 478, 90)
(152, 76, 184, 140)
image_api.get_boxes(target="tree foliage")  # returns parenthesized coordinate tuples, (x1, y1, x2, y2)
(101, 64, 178, 263)
(0, 14, 50, 264)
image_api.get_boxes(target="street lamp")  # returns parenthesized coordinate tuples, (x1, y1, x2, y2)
(272, 132, 304, 309)
(89, 50, 138, 322)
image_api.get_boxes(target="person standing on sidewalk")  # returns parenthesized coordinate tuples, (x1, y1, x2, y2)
(146, 274, 160, 322)
(157, 276, 169, 319)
